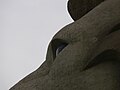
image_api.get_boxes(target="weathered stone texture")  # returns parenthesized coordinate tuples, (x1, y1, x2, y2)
(10, 0, 120, 90)
(67, 0, 104, 21)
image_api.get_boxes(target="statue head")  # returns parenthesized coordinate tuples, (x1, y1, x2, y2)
(10, 0, 120, 90)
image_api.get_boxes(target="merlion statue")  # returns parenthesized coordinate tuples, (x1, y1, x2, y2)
(10, 0, 120, 89)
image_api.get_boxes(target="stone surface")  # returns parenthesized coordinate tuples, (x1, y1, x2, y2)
(67, 0, 104, 21)
(10, 0, 120, 90)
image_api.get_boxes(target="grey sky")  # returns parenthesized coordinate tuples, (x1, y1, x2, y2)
(0, 0, 73, 90)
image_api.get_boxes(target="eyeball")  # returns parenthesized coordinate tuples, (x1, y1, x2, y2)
(56, 43, 68, 56)
(51, 39, 68, 59)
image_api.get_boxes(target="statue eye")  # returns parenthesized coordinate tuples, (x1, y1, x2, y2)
(56, 43, 68, 56)
(51, 39, 68, 59)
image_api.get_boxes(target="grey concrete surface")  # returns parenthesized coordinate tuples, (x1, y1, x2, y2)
(10, 0, 120, 89)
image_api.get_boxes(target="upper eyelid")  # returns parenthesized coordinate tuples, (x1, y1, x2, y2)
(56, 43, 68, 56)
(51, 39, 68, 59)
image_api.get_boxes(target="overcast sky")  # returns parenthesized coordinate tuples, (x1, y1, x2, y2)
(0, 0, 73, 90)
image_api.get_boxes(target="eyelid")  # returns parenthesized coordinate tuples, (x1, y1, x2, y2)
(51, 39, 68, 59)
(56, 43, 68, 56)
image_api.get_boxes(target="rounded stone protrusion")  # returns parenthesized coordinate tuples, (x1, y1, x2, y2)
(67, 0, 104, 21)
